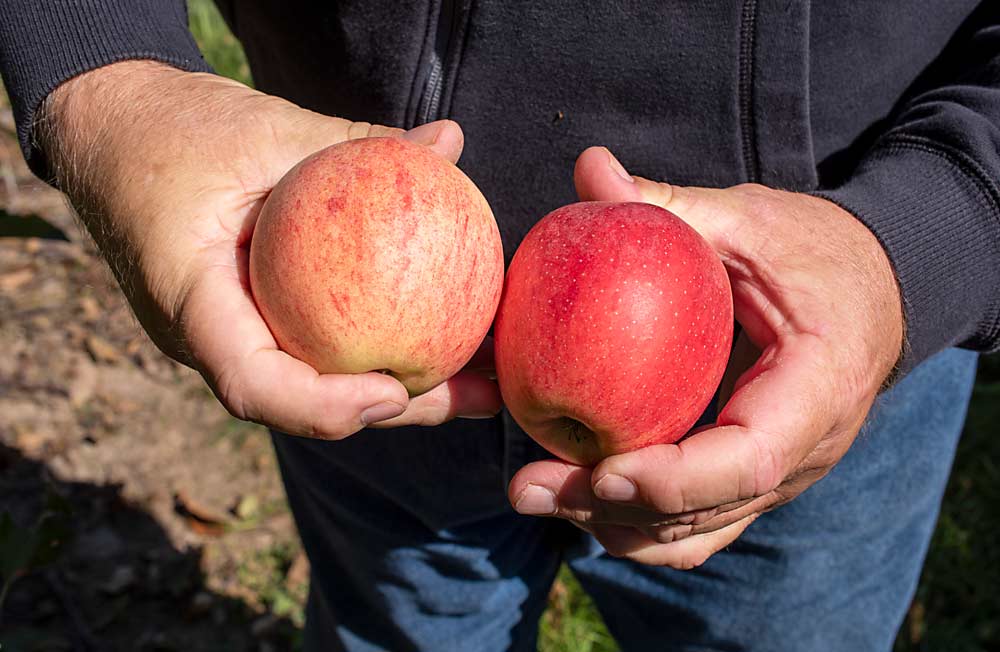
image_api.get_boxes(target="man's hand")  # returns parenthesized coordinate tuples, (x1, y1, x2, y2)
(509, 146, 904, 569)
(40, 60, 500, 439)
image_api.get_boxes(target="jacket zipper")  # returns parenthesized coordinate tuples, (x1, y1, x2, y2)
(417, 0, 458, 124)
(739, 0, 759, 183)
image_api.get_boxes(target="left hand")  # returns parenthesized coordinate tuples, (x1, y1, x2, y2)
(508, 147, 905, 569)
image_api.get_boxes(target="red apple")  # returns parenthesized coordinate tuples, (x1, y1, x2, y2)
(249, 137, 504, 396)
(495, 201, 732, 465)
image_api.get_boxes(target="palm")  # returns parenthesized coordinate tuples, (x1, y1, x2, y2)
(53, 62, 496, 440)
(508, 146, 902, 569)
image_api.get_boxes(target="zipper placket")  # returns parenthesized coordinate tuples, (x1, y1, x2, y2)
(416, 0, 459, 124)
(739, 0, 759, 183)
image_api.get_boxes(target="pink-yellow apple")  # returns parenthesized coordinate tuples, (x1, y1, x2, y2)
(495, 201, 732, 465)
(249, 137, 504, 396)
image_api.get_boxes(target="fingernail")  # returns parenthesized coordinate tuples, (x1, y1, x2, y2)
(606, 149, 633, 183)
(360, 401, 405, 425)
(594, 474, 637, 502)
(514, 485, 557, 515)
(403, 122, 441, 145)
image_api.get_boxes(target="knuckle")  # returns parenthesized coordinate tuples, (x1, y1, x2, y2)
(733, 182, 771, 203)
(653, 486, 687, 515)
(751, 436, 786, 497)
(690, 507, 720, 526)
(213, 362, 251, 422)
(311, 422, 360, 441)
(313, 400, 365, 440)
(565, 497, 612, 525)
(412, 395, 453, 427)
(564, 506, 598, 524)
(734, 182, 767, 194)
(370, 124, 403, 138)
(347, 121, 375, 140)
(734, 183, 785, 220)
(652, 524, 690, 544)
(643, 180, 674, 208)
(410, 412, 446, 428)
(641, 448, 689, 514)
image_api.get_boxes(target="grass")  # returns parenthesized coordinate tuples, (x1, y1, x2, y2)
(895, 355, 1000, 652)
(187, 0, 252, 86)
(540, 566, 618, 652)
(236, 542, 307, 628)
(186, 4, 1000, 648)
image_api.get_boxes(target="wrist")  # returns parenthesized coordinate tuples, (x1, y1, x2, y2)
(39, 61, 226, 210)
(813, 141, 1000, 374)
(36, 60, 250, 334)
(813, 194, 905, 390)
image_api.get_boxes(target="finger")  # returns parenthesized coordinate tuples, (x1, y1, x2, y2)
(639, 495, 773, 544)
(573, 145, 690, 213)
(375, 336, 500, 427)
(181, 255, 410, 439)
(403, 119, 465, 164)
(510, 458, 757, 528)
(573, 146, 644, 202)
(272, 115, 398, 177)
(462, 335, 496, 377)
(638, 496, 758, 539)
(509, 460, 593, 518)
(267, 116, 463, 188)
(371, 370, 501, 428)
(574, 150, 782, 353)
(575, 147, 768, 260)
(592, 334, 835, 514)
(592, 514, 757, 569)
(509, 460, 664, 525)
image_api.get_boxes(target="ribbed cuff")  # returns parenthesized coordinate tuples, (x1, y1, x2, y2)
(814, 138, 1000, 374)
(0, 1, 212, 180)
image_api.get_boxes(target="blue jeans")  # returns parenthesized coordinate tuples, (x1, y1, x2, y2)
(272, 348, 977, 652)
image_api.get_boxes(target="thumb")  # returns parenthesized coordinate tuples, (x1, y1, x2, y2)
(574, 146, 644, 203)
(574, 146, 677, 206)
(403, 120, 465, 164)
(275, 111, 465, 181)
(573, 147, 741, 251)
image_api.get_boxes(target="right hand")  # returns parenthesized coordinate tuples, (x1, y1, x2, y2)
(39, 60, 501, 439)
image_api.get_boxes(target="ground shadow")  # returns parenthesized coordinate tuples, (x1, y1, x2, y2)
(0, 443, 300, 652)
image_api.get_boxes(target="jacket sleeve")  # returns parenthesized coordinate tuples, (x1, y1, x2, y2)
(814, 5, 1000, 374)
(0, 1, 212, 180)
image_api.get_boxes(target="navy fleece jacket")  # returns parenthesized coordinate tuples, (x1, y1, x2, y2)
(0, 0, 998, 374)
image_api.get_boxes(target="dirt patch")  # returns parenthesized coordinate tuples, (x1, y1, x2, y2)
(0, 97, 304, 651)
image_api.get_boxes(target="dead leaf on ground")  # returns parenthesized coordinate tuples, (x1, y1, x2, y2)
(85, 334, 120, 364)
(125, 337, 142, 356)
(68, 356, 98, 408)
(173, 489, 229, 538)
(78, 295, 102, 321)
(285, 550, 309, 590)
(0, 266, 33, 291)
(14, 426, 52, 456)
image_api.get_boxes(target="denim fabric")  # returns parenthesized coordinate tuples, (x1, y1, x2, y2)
(271, 348, 977, 652)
